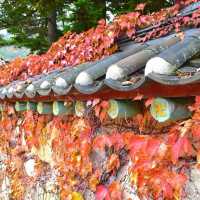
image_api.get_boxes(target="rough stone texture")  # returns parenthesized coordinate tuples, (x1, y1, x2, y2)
(116, 166, 200, 200)
(0, 59, 5, 67)
(84, 189, 96, 200)
(0, 153, 10, 200)
(183, 167, 200, 200)
(116, 161, 141, 200)
(1, 120, 200, 200)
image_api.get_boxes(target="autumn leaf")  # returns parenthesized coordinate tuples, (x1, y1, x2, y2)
(171, 172, 187, 191)
(99, 110, 107, 122)
(71, 192, 84, 200)
(152, 177, 173, 199)
(2, 2, 200, 199)
(96, 185, 111, 200)
(145, 138, 161, 158)
(100, 101, 109, 109)
(93, 135, 112, 151)
(95, 105, 101, 117)
(126, 28, 136, 38)
(89, 173, 100, 191)
(92, 99, 101, 107)
(171, 136, 193, 164)
(109, 133, 124, 150)
(106, 153, 120, 172)
(98, 19, 106, 26)
(0, 1, 197, 86)
(195, 96, 200, 107)
(108, 181, 122, 200)
(125, 134, 147, 155)
(192, 125, 200, 139)
(134, 157, 157, 171)
(95, 101, 109, 121)
(145, 97, 154, 107)
(80, 140, 91, 157)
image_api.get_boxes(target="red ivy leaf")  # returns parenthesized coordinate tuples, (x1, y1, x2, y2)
(92, 98, 101, 107)
(195, 96, 200, 107)
(146, 138, 161, 158)
(145, 97, 154, 107)
(100, 101, 109, 109)
(171, 136, 193, 164)
(95, 105, 101, 117)
(93, 135, 112, 151)
(99, 110, 107, 122)
(109, 133, 124, 150)
(96, 185, 111, 200)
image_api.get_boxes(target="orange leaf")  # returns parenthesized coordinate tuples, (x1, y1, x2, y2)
(99, 110, 107, 122)
(89, 174, 100, 191)
(126, 135, 147, 155)
(108, 181, 122, 200)
(192, 125, 200, 139)
(106, 153, 120, 172)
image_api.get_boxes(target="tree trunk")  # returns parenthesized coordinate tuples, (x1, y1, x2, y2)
(53, 101, 73, 116)
(47, 9, 57, 44)
(150, 98, 192, 122)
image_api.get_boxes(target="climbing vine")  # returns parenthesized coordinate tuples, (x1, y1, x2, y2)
(0, 1, 200, 199)
(0, 97, 200, 199)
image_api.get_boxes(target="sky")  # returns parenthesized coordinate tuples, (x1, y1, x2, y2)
(0, 29, 12, 40)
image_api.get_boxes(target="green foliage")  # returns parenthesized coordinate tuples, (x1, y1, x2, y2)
(30, 0, 65, 14)
(0, 0, 50, 53)
(61, 0, 106, 33)
(109, 0, 174, 15)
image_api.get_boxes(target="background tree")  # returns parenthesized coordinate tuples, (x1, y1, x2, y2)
(0, 0, 64, 52)
(61, 0, 106, 33)
(0, 0, 175, 53)
(108, 0, 174, 15)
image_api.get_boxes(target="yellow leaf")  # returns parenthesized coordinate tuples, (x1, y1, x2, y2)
(130, 171, 138, 186)
(71, 192, 84, 200)
(197, 150, 200, 165)
(31, 126, 59, 166)
(173, 190, 181, 200)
